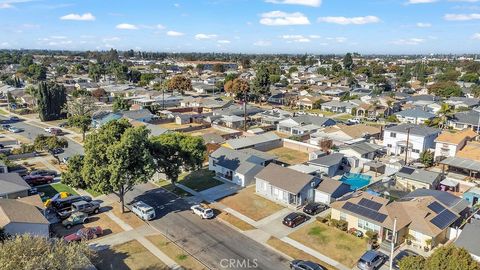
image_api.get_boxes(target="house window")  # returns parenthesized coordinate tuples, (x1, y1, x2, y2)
(390, 132, 396, 138)
(412, 149, 420, 154)
(358, 219, 380, 233)
(387, 144, 392, 148)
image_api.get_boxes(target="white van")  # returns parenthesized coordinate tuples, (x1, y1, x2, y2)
(131, 201, 156, 221)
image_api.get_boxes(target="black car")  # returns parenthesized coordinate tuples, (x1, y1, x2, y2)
(52, 195, 93, 214)
(30, 169, 58, 177)
(283, 212, 309, 228)
(48, 148, 64, 155)
(290, 260, 325, 270)
(303, 202, 328, 215)
(393, 250, 421, 270)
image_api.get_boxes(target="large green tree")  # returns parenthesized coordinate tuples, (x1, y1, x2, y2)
(112, 97, 130, 112)
(399, 244, 479, 270)
(428, 81, 463, 98)
(66, 94, 98, 141)
(81, 119, 155, 212)
(251, 64, 271, 101)
(149, 133, 206, 186)
(343, 53, 353, 71)
(37, 82, 67, 121)
(167, 75, 192, 94)
(61, 154, 86, 189)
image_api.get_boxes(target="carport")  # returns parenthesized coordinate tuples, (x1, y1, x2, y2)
(439, 157, 480, 179)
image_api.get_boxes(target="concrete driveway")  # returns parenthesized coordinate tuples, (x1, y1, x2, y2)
(199, 182, 242, 202)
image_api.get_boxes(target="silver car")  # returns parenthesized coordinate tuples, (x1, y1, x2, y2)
(357, 250, 387, 270)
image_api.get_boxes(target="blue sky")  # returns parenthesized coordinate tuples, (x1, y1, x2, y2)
(0, 0, 479, 54)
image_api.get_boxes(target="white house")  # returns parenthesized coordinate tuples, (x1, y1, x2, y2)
(434, 129, 477, 161)
(383, 124, 441, 160)
(394, 109, 435, 125)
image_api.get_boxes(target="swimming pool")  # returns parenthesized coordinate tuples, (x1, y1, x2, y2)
(340, 173, 372, 191)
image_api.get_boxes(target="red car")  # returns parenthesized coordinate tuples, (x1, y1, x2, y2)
(23, 175, 53, 186)
(64, 226, 103, 242)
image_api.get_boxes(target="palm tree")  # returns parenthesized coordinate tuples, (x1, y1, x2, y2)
(436, 103, 453, 129)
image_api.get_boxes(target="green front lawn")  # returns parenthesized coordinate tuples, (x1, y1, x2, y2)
(37, 183, 79, 201)
(289, 221, 367, 268)
(177, 169, 224, 192)
(156, 180, 193, 197)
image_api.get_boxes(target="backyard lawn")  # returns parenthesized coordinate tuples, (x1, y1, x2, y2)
(177, 169, 224, 192)
(37, 183, 78, 201)
(94, 240, 167, 270)
(266, 147, 309, 165)
(289, 221, 367, 268)
(219, 186, 284, 221)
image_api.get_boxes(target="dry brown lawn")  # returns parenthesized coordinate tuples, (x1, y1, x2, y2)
(146, 234, 208, 270)
(111, 202, 147, 229)
(288, 221, 367, 268)
(94, 240, 168, 270)
(52, 213, 123, 239)
(219, 186, 284, 221)
(216, 210, 256, 231)
(266, 147, 309, 165)
(267, 236, 337, 270)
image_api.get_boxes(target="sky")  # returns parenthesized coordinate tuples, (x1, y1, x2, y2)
(0, 0, 480, 54)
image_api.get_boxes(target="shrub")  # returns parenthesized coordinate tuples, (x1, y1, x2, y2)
(331, 219, 348, 231)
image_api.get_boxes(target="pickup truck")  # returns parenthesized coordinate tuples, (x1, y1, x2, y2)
(191, 204, 214, 219)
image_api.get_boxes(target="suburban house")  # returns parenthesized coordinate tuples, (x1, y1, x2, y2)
(121, 109, 157, 123)
(383, 124, 441, 160)
(395, 166, 442, 191)
(0, 198, 49, 237)
(434, 129, 477, 161)
(209, 147, 276, 187)
(0, 173, 31, 199)
(309, 124, 381, 146)
(314, 177, 351, 204)
(448, 110, 480, 131)
(255, 163, 321, 207)
(463, 186, 480, 208)
(277, 115, 336, 136)
(330, 190, 468, 250)
(257, 109, 293, 126)
(439, 142, 480, 179)
(320, 100, 357, 114)
(307, 153, 345, 177)
(337, 142, 384, 168)
(445, 97, 480, 110)
(224, 132, 282, 151)
(455, 220, 480, 262)
(394, 109, 435, 125)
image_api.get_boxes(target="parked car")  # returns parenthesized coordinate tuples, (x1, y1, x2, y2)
(9, 116, 20, 122)
(23, 175, 54, 186)
(1, 124, 10, 130)
(48, 148, 64, 155)
(0, 143, 4, 149)
(62, 212, 89, 229)
(357, 250, 388, 270)
(52, 195, 93, 213)
(58, 200, 101, 219)
(58, 122, 68, 127)
(131, 201, 156, 221)
(392, 250, 421, 270)
(303, 202, 328, 215)
(290, 260, 325, 270)
(8, 126, 23, 133)
(64, 226, 103, 242)
(30, 169, 58, 177)
(283, 212, 309, 228)
(191, 204, 214, 219)
(347, 118, 361, 125)
(44, 127, 62, 135)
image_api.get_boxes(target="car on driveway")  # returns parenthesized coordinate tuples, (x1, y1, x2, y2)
(23, 175, 54, 186)
(30, 169, 58, 177)
(357, 250, 388, 270)
(283, 212, 309, 228)
(48, 148, 64, 155)
(303, 202, 328, 215)
(1, 124, 10, 130)
(290, 260, 325, 270)
(58, 200, 101, 219)
(191, 204, 215, 219)
(52, 195, 93, 214)
(62, 212, 89, 229)
(9, 116, 20, 122)
(8, 126, 23, 133)
(392, 249, 421, 270)
(131, 201, 156, 221)
(64, 226, 103, 242)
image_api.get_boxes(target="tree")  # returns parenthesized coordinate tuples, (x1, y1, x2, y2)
(149, 133, 206, 186)
(398, 256, 426, 270)
(112, 97, 130, 112)
(251, 64, 271, 101)
(212, 63, 225, 73)
(91, 88, 107, 100)
(460, 73, 479, 83)
(471, 85, 480, 98)
(399, 244, 480, 270)
(37, 82, 67, 121)
(81, 119, 155, 212)
(88, 63, 103, 82)
(19, 54, 34, 68)
(436, 102, 453, 128)
(427, 81, 462, 97)
(33, 135, 68, 151)
(288, 66, 298, 74)
(61, 154, 86, 188)
(343, 53, 353, 71)
(419, 150, 434, 167)
(127, 69, 141, 83)
(167, 75, 192, 94)
(228, 78, 250, 99)
(66, 95, 98, 141)
(0, 234, 94, 270)
(387, 115, 399, 123)
(26, 64, 47, 81)
(55, 65, 68, 77)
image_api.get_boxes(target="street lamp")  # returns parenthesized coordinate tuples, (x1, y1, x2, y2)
(474, 107, 480, 134)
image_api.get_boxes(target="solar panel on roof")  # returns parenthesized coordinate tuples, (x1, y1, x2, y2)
(430, 209, 457, 229)
(358, 198, 383, 211)
(427, 201, 445, 214)
(399, 167, 415, 175)
(342, 202, 387, 223)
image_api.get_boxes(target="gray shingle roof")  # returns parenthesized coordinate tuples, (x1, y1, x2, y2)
(385, 124, 441, 137)
(291, 115, 336, 127)
(210, 147, 274, 173)
(395, 167, 441, 185)
(451, 110, 480, 126)
(395, 109, 435, 119)
(308, 153, 344, 167)
(225, 132, 280, 149)
(0, 173, 30, 197)
(255, 163, 315, 194)
(338, 142, 382, 155)
(455, 220, 480, 257)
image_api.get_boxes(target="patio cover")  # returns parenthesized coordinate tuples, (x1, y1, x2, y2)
(364, 160, 385, 169)
(440, 157, 480, 172)
(440, 178, 459, 187)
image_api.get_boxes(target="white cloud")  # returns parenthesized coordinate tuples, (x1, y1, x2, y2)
(407, 0, 437, 3)
(281, 35, 311, 42)
(103, 37, 120, 42)
(265, 0, 321, 7)
(309, 35, 321, 39)
(317, 15, 380, 25)
(167, 30, 184, 36)
(391, 38, 426, 45)
(472, 33, 480, 39)
(0, 3, 12, 8)
(449, 0, 479, 2)
(444, 13, 480, 20)
(0, 42, 9, 46)
(217, 40, 231, 44)
(260, 11, 310, 26)
(416, 22, 432, 27)
(116, 23, 138, 30)
(60, 12, 95, 21)
(253, 40, 271, 46)
(156, 24, 166, 29)
(0, 0, 36, 9)
(195, 33, 218, 40)
(326, 37, 347, 43)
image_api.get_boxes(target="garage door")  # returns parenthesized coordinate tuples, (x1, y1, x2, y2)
(315, 191, 330, 204)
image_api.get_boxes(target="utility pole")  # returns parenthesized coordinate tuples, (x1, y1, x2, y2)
(404, 127, 411, 164)
(244, 89, 247, 131)
(389, 217, 397, 270)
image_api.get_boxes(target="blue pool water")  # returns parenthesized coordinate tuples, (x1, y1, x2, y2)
(340, 173, 372, 191)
